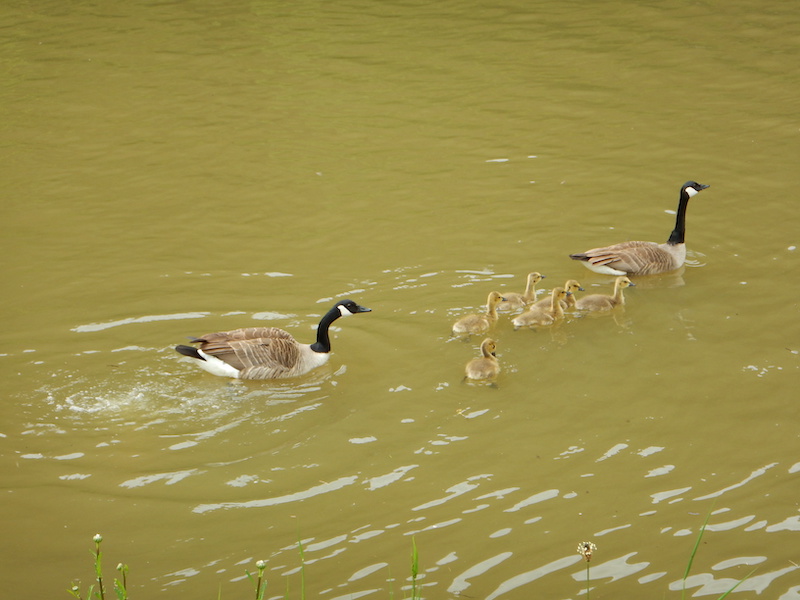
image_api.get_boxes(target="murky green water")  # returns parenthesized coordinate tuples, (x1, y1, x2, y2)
(2, 1, 799, 598)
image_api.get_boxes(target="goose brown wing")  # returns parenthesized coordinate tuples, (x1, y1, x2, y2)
(195, 327, 294, 344)
(578, 241, 664, 274)
(193, 328, 298, 371)
(229, 337, 301, 376)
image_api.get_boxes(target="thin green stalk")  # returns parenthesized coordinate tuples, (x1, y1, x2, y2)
(683, 506, 757, 600)
(298, 538, 306, 600)
(585, 560, 591, 600)
(93, 534, 106, 600)
(410, 536, 419, 600)
(682, 509, 713, 598)
(716, 568, 757, 599)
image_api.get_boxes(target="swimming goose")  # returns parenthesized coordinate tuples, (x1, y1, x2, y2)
(512, 287, 568, 329)
(574, 276, 634, 311)
(175, 299, 371, 379)
(569, 181, 710, 275)
(452, 291, 506, 335)
(465, 338, 500, 380)
(498, 272, 545, 311)
(532, 279, 583, 310)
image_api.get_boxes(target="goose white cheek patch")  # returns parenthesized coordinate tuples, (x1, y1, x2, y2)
(685, 187, 699, 198)
(338, 305, 354, 317)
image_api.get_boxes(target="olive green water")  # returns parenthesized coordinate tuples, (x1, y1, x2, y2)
(2, 1, 799, 598)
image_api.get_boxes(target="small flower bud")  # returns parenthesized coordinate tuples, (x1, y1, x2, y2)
(93, 534, 103, 543)
(577, 541, 597, 562)
(256, 559, 267, 569)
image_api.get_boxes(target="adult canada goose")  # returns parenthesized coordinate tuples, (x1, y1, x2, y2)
(465, 338, 500, 380)
(452, 291, 506, 335)
(532, 279, 583, 310)
(569, 181, 710, 275)
(512, 287, 569, 329)
(575, 276, 634, 311)
(498, 272, 545, 311)
(175, 299, 371, 379)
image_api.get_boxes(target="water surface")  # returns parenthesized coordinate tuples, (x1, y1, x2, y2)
(2, 1, 799, 598)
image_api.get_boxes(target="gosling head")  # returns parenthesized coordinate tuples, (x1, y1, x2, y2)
(616, 277, 635, 288)
(481, 338, 498, 357)
(565, 279, 584, 293)
(528, 272, 545, 283)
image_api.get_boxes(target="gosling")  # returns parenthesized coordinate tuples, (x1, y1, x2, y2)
(532, 279, 583, 310)
(465, 338, 500, 380)
(498, 272, 545, 311)
(512, 287, 569, 329)
(574, 276, 635, 311)
(452, 291, 506, 335)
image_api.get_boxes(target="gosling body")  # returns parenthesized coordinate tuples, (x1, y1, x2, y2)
(569, 181, 710, 275)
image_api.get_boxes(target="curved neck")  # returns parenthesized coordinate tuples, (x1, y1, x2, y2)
(524, 277, 537, 300)
(614, 283, 626, 304)
(667, 189, 691, 245)
(551, 292, 564, 316)
(310, 307, 341, 353)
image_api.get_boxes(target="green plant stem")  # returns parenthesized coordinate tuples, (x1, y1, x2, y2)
(716, 568, 757, 599)
(298, 538, 306, 600)
(683, 504, 757, 600)
(585, 560, 591, 600)
(683, 509, 713, 587)
(94, 542, 106, 600)
(410, 537, 419, 600)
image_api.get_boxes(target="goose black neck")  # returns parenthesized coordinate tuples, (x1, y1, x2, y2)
(667, 188, 691, 245)
(310, 306, 341, 353)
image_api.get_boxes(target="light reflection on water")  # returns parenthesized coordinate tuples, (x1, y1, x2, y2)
(13, 327, 800, 597)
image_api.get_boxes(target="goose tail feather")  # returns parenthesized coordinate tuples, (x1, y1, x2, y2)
(175, 345, 205, 360)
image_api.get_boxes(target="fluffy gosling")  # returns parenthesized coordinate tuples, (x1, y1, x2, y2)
(452, 291, 506, 335)
(512, 287, 569, 329)
(574, 276, 635, 311)
(498, 272, 545, 311)
(465, 338, 500, 380)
